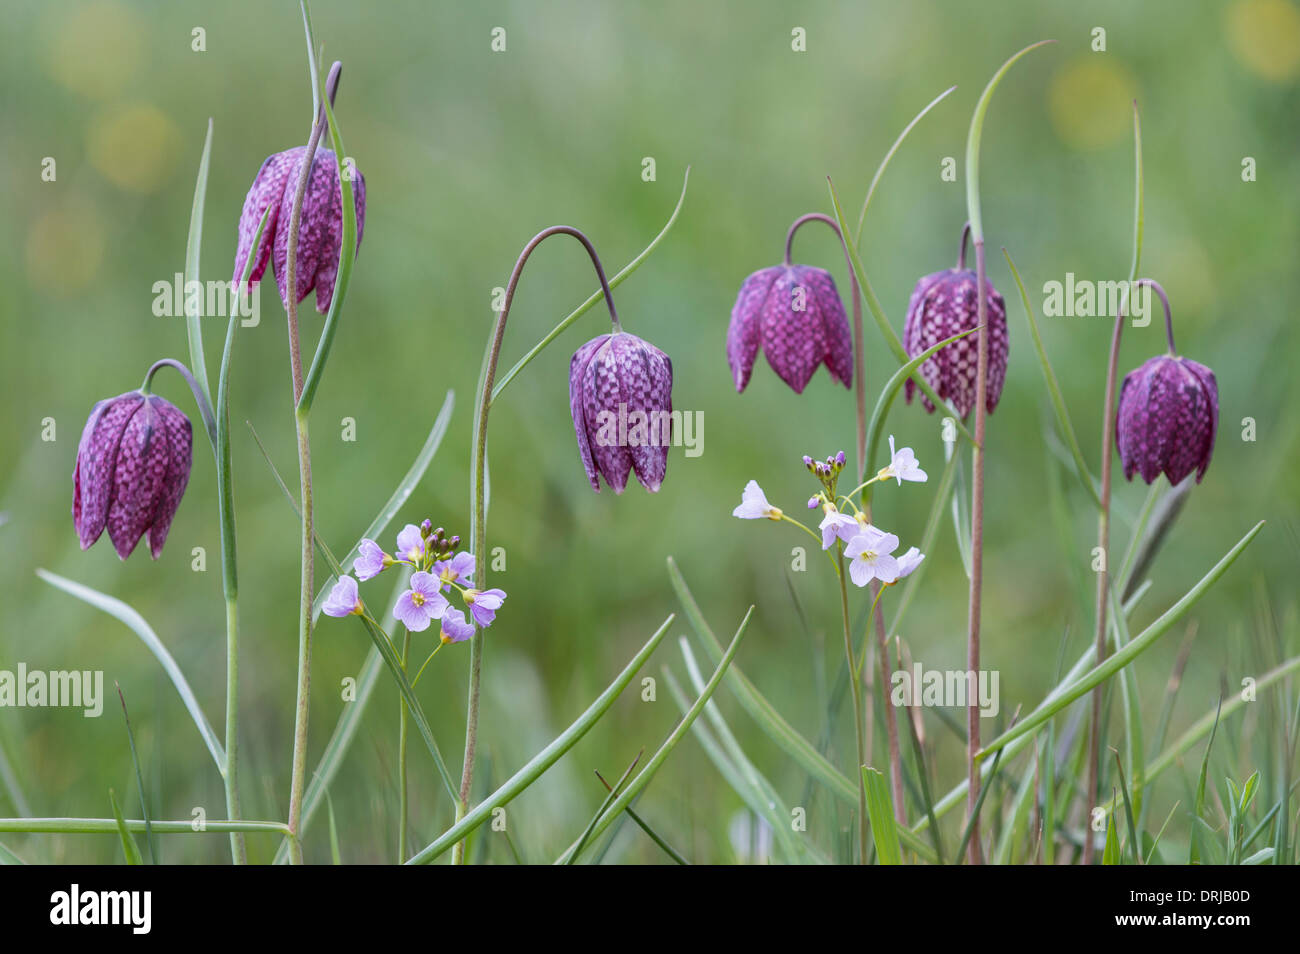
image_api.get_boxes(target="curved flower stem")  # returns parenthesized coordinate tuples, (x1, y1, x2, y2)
(142, 357, 246, 862)
(836, 544, 869, 863)
(455, 225, 620, 864)
(785, 213, 867, 482)
(284, 59, 341, 867)
(398, 627, 411, 864)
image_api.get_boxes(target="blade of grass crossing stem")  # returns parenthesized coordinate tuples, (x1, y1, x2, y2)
(491, 170, 690, 402)
(183, 119, 214, 414)
(566, 752, 642, 864)
(108, 790, 143, 865)
(863, 768, 903, 864)
(554, 610, 753, 865)
(863, 327, 977, 489)
(116, 685, 157, 865)
(1003, 248, 1100, 507)
(36, 570, 225, 775)
(407, 615, 675, 864)
(977, 521, 1264, 760)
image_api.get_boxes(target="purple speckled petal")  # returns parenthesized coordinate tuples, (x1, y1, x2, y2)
(804, 267, 853, 389)
(105, 399, 170, 560)
(727, 267, 781, 392)
(268, 147, 366, 314)
(569, 335, 611, 491)
(144, 396, 193, 559)
(618, 335, 673, 493)
(581, 336, 634, 494)
(233, 148, 300, 290)
(1115, 354, 1218, 486)
(73, 393, 142, 550)
(1180, 357, 1219, 482)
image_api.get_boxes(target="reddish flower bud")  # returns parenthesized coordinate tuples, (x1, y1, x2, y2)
(73, 392, 193, 559)
(727, 264, 853, 395)
(1116, 354, 1218, 485)
(903, 268, 1008, 418)
(233, 145, 366, 314)
(570, 332, 673, 493)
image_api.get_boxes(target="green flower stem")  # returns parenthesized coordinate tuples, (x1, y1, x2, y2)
(1085, 102, 1143, 865)
(836, 543, 868, 864)
(960, 38, 1053, 863)
(398, 627, 411, 864)
(458, 226, 621, 864)
(0, 818, 290, 835)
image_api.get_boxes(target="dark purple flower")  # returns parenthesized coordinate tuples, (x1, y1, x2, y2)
(727, 264, 853, 394)
(903, 269, 1008, 418)
(233, 145, 366, 314)
(570, 332, 673, 494)
(73, 391, 193, 560)
(1116, 354, 1218, 485)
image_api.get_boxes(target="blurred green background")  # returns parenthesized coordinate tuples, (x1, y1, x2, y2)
(1, 0, 1297, 863)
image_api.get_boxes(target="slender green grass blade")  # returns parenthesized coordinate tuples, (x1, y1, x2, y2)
(0, 841, 24, 864)
(1112, 750, 1140, 864)
(116, 685, 156, 865)
(863, 767, 902, 865)
(408, 615, 675, 864)
(593, 768, 689, 864)
(1101, 811, 1120, 865)
(1191, 698, 1222, 864)
(977, 521, 1264, 760)
(554, 609, 752, 865)
(36, 570, 225, 774)
(108, 790, 142, 865)
(567, 751, 642, 865)
(325, 791, 341, 865)
(183, 118, 214, 416)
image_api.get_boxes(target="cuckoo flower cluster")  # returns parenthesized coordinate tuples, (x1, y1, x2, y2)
(322, 520, 506, 645)
(733, 437, 928, 588)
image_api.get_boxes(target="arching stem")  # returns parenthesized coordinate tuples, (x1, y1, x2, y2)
(453, 226, 619, 864)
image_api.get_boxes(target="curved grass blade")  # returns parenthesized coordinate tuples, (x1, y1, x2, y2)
(116, 684, 156, 865)
(554, 609, 752, 865)
(298, 66, 358, 413)
(1003, 248, 1100, 507)
(863, 326, 977, 485)
(863, 767, 902, 864)
(183, 118, 214, 417)
(976, 521, 1264, 761)
(492, 168, 691, 403)
(108, 789, 142, 865)
(855, 86, 958, 244)
(36, 569, 225, 775)
(0, 818, 290, 835)
(408, 615, 675, 864)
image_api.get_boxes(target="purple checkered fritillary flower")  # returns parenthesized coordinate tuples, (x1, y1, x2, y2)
(1116, 354, 1218, 485)
(73, 390, 193, 560)
(570, 332, 674, 493)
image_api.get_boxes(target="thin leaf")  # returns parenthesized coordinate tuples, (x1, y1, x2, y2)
(976, 521, 1265, 761)
(1191, 698, 1222, 864)
(108, 790, 142, 865)
(407, 615, 676, 864)
(554, 609, 753, 865)
(593, 768, 689, 865)
(567, 751, 642, 864)
(36, 570, 224, 774)
(325, 791, 342, 865)
(116, 684, 156, 865)
(1101, 810, 1120, 865)
(0, 841, 24, 865)
(183, 118, 214, 417)
(0, 818, 290, 835)
(863, 767, 903, 865)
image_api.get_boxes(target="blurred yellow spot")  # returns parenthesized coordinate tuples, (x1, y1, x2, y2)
(89, 104, 182, 193)
(26, 202, 105, 295)
(1048, 58, 1137, 151)
(1228, 0, 1300, 81)
(44, 0, 145, 99)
